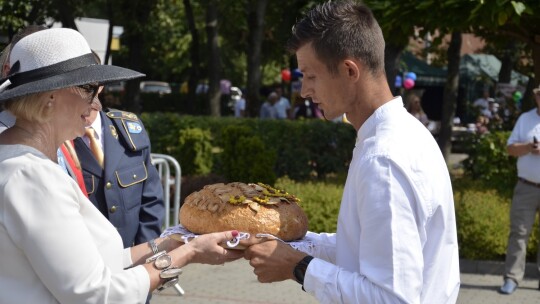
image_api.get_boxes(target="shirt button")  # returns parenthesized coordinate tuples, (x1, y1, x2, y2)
(106, 182, 112, 189)
(133, 174, 137, 179)
(110, 205, 117, 213)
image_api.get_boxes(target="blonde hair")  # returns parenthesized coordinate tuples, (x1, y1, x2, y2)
(4, 87, 87, 123)
(4, 92, 53, 123)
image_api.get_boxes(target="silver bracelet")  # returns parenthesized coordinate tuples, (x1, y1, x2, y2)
(157, 277, 179, 292)
(147, 239, 183, 292)
(148, 238, 159, 254)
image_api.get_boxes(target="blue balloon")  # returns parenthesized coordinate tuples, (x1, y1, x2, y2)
(292, 68, 303, 78)
(405, 72, 417, 81)
(395, 75, 402, 88)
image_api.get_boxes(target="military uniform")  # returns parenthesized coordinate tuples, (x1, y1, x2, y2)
(74, 109, 164, 247)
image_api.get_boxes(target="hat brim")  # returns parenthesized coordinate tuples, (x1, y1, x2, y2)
(0, 65, 144, 102)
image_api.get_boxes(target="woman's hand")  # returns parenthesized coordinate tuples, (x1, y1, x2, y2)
(181, 230, 245, 265)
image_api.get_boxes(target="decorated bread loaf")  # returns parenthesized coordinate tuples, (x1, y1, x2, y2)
(179, 182, 308, 241)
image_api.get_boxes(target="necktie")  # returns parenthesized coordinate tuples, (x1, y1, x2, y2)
(85, 127, 104, 168)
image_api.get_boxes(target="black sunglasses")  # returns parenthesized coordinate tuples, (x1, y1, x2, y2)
(77, 84, 100, 102)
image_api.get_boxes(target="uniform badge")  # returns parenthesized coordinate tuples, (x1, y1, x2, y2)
(109, 125, 118, 139)
(126, 121, 142, 134)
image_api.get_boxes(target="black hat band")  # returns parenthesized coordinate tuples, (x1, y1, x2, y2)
(6, 53, 97, 89)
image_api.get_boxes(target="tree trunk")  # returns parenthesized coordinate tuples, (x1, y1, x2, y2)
(438, 32, 462, 161)
(532, 42, 540, 89)
(497, 41, 517, 84)
(56, 1, 78, 30)
(183, 0, 201, 114)
(245, 0, 268, 117)
(124, 36, 143, 114)
(384, 43, 405, 95)
(524, 42, 540, 111)
(104, 0, 114, 65)
(206, 0, 221, 117)
(120, 0, 157, 114)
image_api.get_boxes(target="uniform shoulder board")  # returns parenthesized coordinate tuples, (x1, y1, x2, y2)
(106, 110, 139, 122)
(105, 109, 149, 151)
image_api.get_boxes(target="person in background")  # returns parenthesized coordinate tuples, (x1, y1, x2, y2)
(475, 114, 490, 135)
(0, 27, 243, 304)
(294, 96, 319, 119)
(243, 1, 460, 303)
(259, 92, 278, 119)
(73, 52, 165, 249)
(499, 84, 540, 295)
(231, 86, 245, 118)
(473, 90, 492, 114)
(77, 94, 164, 247)
(406, 94, 429, 127)
(274, 86, 292, 119)
(0, 25, 48, 133)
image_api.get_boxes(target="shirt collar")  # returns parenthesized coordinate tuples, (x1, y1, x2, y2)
(357, 96, 403, 144)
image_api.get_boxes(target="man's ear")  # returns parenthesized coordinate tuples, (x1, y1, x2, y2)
(343, 59, 360, 82)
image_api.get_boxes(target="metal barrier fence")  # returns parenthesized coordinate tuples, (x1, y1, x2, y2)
(151, 153, 181, 229)
(150, 153, 185, 295)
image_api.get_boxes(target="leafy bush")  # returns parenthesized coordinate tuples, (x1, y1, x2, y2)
(177, 128, 213, 175)
(453, 177, 539, 261)
(453, 178, 510, 260)
(218, 125, 277, 185)
(141, 113, 356, 181)
(275, 176, 344, 233)
(462, 131, 517, 196)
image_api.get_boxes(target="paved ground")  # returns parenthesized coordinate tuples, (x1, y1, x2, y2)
(151, 259, 539, 304)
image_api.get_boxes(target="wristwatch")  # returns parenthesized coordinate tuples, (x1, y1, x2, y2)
(293, 255, 314, 286)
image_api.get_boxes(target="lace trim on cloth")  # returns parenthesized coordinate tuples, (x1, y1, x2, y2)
(160, 224, 315, 252)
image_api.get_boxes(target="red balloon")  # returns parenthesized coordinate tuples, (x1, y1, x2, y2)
(403, 78, 415, 90)
(281, 69, 291, 82)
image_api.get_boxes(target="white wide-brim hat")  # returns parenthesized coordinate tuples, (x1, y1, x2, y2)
(0, 28, 144, 102)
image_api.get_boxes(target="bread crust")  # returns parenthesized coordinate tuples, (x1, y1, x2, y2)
(179, 182, 308, 241)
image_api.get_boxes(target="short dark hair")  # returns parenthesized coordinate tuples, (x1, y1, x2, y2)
(286, 0, 385, 76)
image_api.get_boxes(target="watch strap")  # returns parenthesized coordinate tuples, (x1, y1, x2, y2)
(293, 255, 314, 287)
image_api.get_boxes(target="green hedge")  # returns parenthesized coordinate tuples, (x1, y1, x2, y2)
(141, 113, 357, 180)
(462, 131, 517, 197)
(275, 176, 346, 233)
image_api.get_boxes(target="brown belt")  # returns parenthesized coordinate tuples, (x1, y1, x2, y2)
(518, 177, 540, 188)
